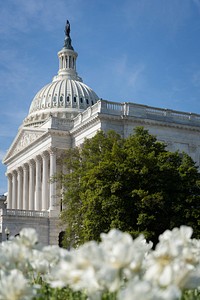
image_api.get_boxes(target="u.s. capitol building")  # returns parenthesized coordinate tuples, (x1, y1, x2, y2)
(1, 21, 200, 244)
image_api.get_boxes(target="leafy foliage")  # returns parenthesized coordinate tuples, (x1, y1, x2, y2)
(33, 279, 117, 300)
(58, 127, 200, 247)
(33, 282, 87, 300)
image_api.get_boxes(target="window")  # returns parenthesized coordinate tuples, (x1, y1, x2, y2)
(69, 56, 71, 68)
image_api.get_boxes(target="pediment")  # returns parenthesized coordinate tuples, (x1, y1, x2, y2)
(4, 128, 46, 162)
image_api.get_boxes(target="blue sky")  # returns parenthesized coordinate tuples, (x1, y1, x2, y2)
(1, 0, 200, 194)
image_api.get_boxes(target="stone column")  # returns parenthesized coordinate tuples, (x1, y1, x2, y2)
(35, 156, 42, 210)
(23, 164, 29, 210)
(7, 173, 12, 209)
(49, 148, 57, 210)
(29, 160, 35, 210)
(17, 168, 23, 209)
(12, 171, 17, 209)
(42, 152, 49, 210)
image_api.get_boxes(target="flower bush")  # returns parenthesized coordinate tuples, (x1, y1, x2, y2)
(0, 226, 200, 299)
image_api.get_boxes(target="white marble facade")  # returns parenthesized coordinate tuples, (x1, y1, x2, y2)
(2, 22, 200, 245)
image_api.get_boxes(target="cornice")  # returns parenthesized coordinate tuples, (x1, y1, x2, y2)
(99, 113, 200, 133)
(48, 128, 71, 137)
(125, 115, 200, 132)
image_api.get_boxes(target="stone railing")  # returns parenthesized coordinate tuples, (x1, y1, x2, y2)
(4, 209, 49, 218)
(73, 100, 200, 128)
(73, 102, 101, 126)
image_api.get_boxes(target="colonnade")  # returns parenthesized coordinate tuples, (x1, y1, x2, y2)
(6, 148, 57, 211)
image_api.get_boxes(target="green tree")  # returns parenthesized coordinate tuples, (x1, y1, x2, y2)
(58, 127, 200, 247)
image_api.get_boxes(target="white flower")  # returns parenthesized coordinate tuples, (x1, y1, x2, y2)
(0, 241, 31, 272)
(157, 226, 193, 258)
(18, 228, 38, 247)
(42, 245, 69, 265)
(30, 249, 50, 274)
(48, 229, 152, 294)
(1, 225, 200, 300)
(118, 277, 181, 300)
(183, 262, 200, 289)
(48, 241, 102, 294)
(100, 229, 151, 279)
(31, 244, 68, 276)
(144, 226, 200, 290)
(0, 269, 34, 300)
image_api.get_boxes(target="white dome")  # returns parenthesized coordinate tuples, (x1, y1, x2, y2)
(23, 23, 99, 127)
(23, 78, 99, 126)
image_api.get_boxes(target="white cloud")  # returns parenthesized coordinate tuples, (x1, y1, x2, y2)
(112, 54, 128, 76)
(0, 109, 27, 141)
(0, 49, 33, 93)
(0, 150, 6, 160)
(0, 0, 42, 34)
(0, 0, 82, 36)
(112, 54, 145, 88)
(0, 128, 16, 138)
(192, 70, 200, 87)
(122, 0, 192, 35)
(0, 111, 27, 138)
(127, 64, 145, 87)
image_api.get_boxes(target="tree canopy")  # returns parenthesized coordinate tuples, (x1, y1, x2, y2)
(58, 127, 200, 247)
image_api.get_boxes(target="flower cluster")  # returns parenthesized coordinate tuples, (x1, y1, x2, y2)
(0, 226, 200, 299)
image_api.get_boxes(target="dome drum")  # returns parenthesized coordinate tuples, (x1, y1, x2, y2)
(23, 109, 80, 127)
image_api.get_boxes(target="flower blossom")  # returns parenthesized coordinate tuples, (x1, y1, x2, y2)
(0, 269, 35, 300)
(144, 226, 200, 290)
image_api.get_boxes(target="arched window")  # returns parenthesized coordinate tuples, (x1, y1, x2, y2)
(58, 231, 65, 248)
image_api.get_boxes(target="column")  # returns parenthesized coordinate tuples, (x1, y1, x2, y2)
(17, 168, 23, 209)
(7, 173, 12, 209)
(35, 156, 42, 210)
(49, 148, 57, 210)
(29, 160, 35, 210)
(12, 171, 17, 209)
(61, 160, 67, 211)
(23, 164, 29, 210)
(42, 152, 49, 210)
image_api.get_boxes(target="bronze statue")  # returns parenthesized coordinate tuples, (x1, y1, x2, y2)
(64, 20, 74, 50)
(65, 20, 70, 37)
